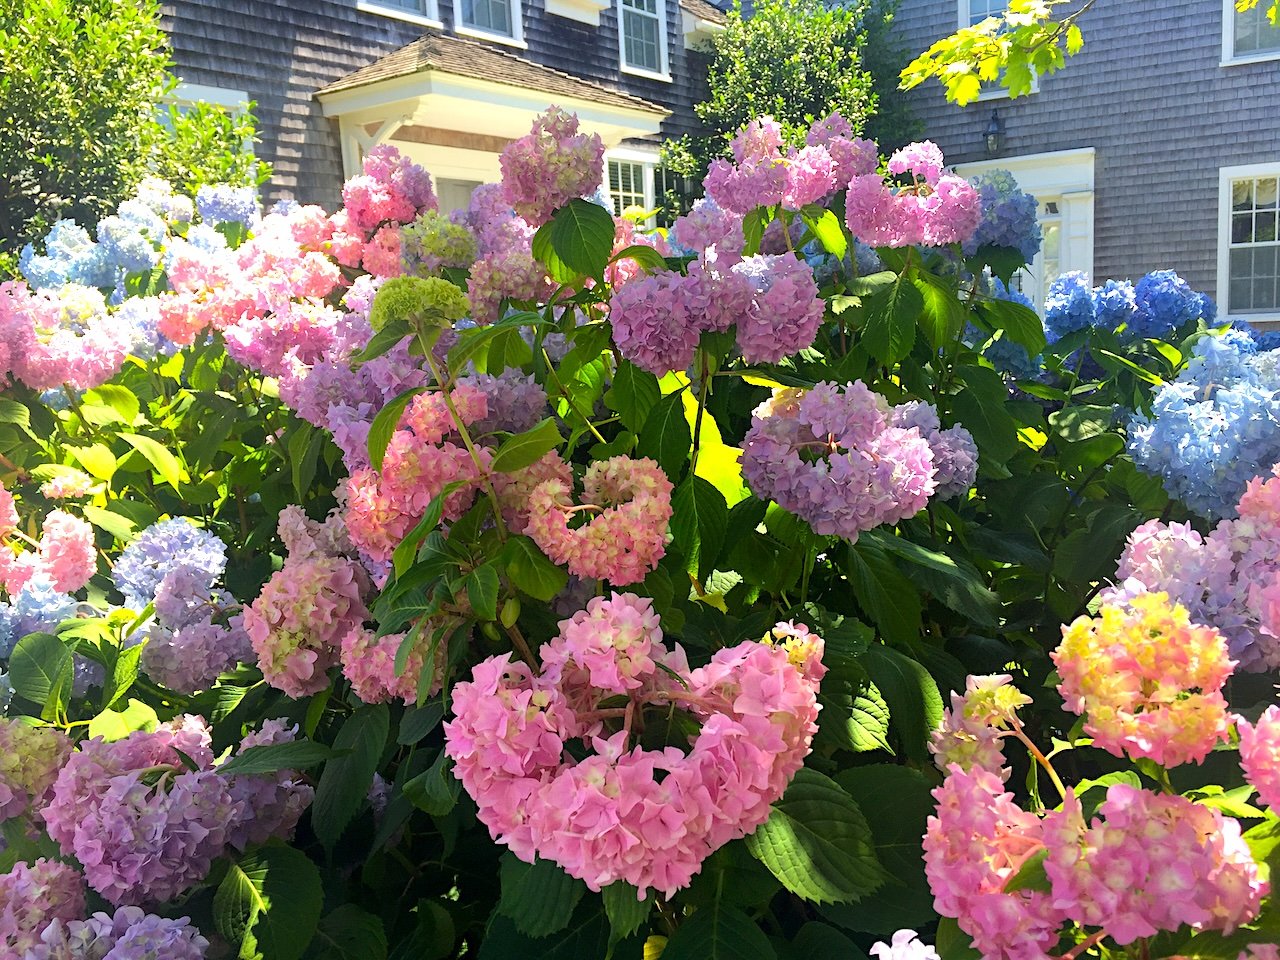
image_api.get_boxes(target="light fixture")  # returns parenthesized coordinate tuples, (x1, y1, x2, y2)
(984, 109, 1005, 156)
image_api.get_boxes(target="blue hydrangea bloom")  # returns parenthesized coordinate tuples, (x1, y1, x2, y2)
(19, 219, 117, 291)
(1129, 330, 1280, 518)
(963, 170, 1042, 263)
(113, 518, 228, 608)
(98, 199, 166, 275)
(1092, 279, 1137, 332)
(39, 388, 73, 411)
(116, 298, 169, 361)
(196, 185, 259, 226)
(1129, 270, 1212, 340)
(0, 603, 15, 660)
(1232, 321, 1280, 353)
(9, 576, 78, 645)
(1044, 271, 1096, 342)
(270, 198, 300, 217)
(0, 672, 12, 711)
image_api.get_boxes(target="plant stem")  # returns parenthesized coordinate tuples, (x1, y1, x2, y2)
(689, 352, 712, 475)
(1011, 718, 1067, 800)
(541, 348, 607, 445)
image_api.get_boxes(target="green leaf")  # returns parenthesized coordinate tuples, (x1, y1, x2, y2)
(313, 705, 390, 848)
(87, 699, 159, 742)
(913, 273, 966, 350)
(367, 388, 428, 473)
(491, 417, 563, 473)
(397, 701, 447, 745)
(9, 632, 73, 713)
(498, 855, 587, 938)
(118, 432, 186, 489)
(820, 681, 893, 754)
(661, 903, 776, 960)
(825, 765, 937, 935)
(355, 317, 410, 363)
(288, 424, 322, 501)
(862, 646, 943, 765)
(403, 749, 460, 816)
(548, 198, 617, 279)
(602, 883, 651, 947)
(843, 542, 923, 648)
(311, 905, 388, 960)
(605, 362, 662, 434)
(670, 476, 728, 580)
(863, 532, 998, 626)
(977, 297, 1046, 357)
(800, 207, 847, 260)
(935, 917, 982, 960)
(218, 740, 337, 776)
(479, 903, 620, 960)
(213, 845, 323, 960)
(636, 389, 691, 481)
(610, 243, 668, 273)
(862, 277, 923, 365)
(952, 364, 1020, 463)
(1002, 848, 1051, 893)
(0, 397, 31, 429)
(101, 641, 144, 711)
(81, 384, 140, 426)
(463, 562, 500, 622)
(1048, 404, 1116, 443)
(68, 443, 118, 481)
(744, 769, 887, 905)
(502, 535, 569, 601)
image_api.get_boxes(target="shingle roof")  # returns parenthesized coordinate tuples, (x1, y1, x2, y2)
(315, 32, 666, 113)
(679, 0, 728, 24)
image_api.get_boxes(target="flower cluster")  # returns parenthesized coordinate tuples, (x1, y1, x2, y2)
(846, 141, 980, 248)
(962, 170, 1042, 261)
(1045, 269, 1214, 344)
(1129, 330, 1280, 519)
(0, 859, 86, 956)
(26, 905, 209, 959)
(1237, 705, 1280, 812)
(526, 456, 673, 585)
(741, 382, 942, 541)
(0, 498, 96, 596)
(344, 383, 493, 565)
(245, 510, 370, 698)
(930, 674, 1031, 775)
(0, 280, 132, 391)
(445, 595, 824, 896)
(341, 618, 454, 705)
(1052, 593, 1234, 768)
(0, 718, 72, 821)
(889, 401, 979, 500)
(1106, 468, 1280, 670)
(704, 114, 870, 214)
(500, 107, 604, 226)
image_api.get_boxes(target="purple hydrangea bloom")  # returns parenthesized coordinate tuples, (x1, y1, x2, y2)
(112, 519, 227, 608)
(28, 905, 209, 959)
(890, 401, 979, 500)
(141, 615, 251, 694)
(963, 170, 1042, 263)
(460, 370, 548, 436)
(223, 719, 314, 849)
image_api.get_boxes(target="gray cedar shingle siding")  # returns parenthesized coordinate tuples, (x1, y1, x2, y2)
(894, 0, 1280, 300)
(161, 0, 712, 205)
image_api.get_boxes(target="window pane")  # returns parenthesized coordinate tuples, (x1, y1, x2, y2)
(622, 0, 658, 13)
(462, 0, 512, 34)
(608, 160, 646, 216)
(1235, 3, 1280, 55)
(967, 0, 1008, 26)
(623, 8, 661, 71)
(1235, 212, 1256, 244)
(376, 0, 427, 9)
(1258, 178, 1280, 209)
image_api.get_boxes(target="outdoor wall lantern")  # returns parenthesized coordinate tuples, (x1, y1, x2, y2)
(984, 109, 1005, 156)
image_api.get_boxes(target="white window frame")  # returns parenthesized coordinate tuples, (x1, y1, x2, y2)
(357, 0, 443, 29)
(605, 148, 662, 226)
(956, 0, 1037, 100)
(1218, 163, 1280, 325)
(455, 0, 527, 48)
(1221, 0, 1280, 66)
(171, 82, 249, 112)
(617, 0, 671, 82)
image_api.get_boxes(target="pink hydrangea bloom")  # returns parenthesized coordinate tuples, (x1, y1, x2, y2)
(806, 112, 878, 183)
(845, 141, 980, 249)
(1042, 785, 1266, 942)
(526, 456, 673, 585)
(887, 141, 946, 184)
(0, 859, 85, 956)
(494, 451, 574, 536)
(361, 224, 404, 278)
(38, 469, 94, 500)
(1052, 592, 1234, 768)
(742, 382, 938, 541)
(445, 598, 825, 896)
(924, 765, 1067, 960)
(608, 270, 702, 376)
(0, 482, 16, 538)
(244, 554, 370, 698)
(467, 244, 552, 325)
(732, 253, 826, 364)
(500, 107, 605, 226)
(930, 674, 1031, 776)
(3, 509, 97, 596)
(2, 282, 130, 391)
(342, 145, 437, 232)
(1237, 705, 1280, 812)
(342, 622, 451, 705)
(670, 198, 745, 261)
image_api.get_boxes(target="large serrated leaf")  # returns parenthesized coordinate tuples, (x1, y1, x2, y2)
(213, 846, 323, 960)
(497, 855, 586, 938)
(744, 769, 888, 905)
(490, 417, 563, 473)
(218, 739, 337, 776)
(662, 903, 776, 960)
(636, 389, 690, 482)
(10, 632, 73, 714)
(862, 646, 943, 765)
(313, 705, 390, 847)
(670, 475, 727, 580)
(862, 276, 922, 365)
(605, 362, 661, 434)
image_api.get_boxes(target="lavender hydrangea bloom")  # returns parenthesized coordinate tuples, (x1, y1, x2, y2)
(0, 604, 14, 660)
(142, 615, 252, 694)
(196, 184, 258, 226)
(460, 370, 549, 436)
(889, 401, 979, 500)
(963, 170, 1042, 262)
(112, 519, 228, 608)
(223, 719, 314, 849)
(28, 906, 209, 959)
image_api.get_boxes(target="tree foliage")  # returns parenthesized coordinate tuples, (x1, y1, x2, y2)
(0, 0, 263, 261)
(664, 0, 918, 181)
(901, 0, 1280, 105)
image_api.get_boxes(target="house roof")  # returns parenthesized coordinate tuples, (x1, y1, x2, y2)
(679, 0, 728, 24)
(315, 33, 665, 114)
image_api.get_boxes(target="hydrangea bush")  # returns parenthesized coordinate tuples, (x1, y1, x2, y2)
(0, 109, 1277, 960)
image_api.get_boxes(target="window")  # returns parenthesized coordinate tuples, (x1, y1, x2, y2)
(1223, 0, 1280, 63)
(1220, 166, 1280, 320)
(458, 0, 523, 42)
(619, 0, 669, 79)
(606, 153, 687, 227)
(961, 0, 1007, 26)
(357, 0, 442, 28)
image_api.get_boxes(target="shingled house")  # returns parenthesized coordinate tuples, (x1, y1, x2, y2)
(895, 0, 1280, 325)
(160, 0, 726, 215)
